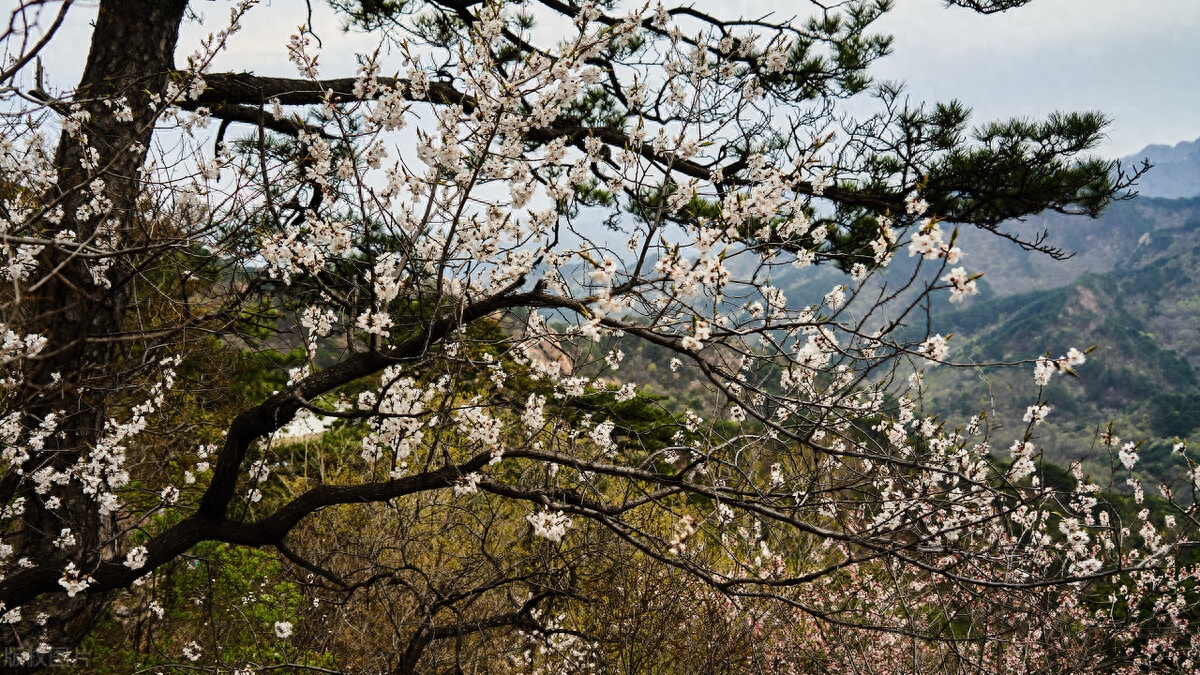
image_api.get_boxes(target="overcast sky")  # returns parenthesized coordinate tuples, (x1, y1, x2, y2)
(866, 0, 1200, 157)
(35, 0, 1200, 157)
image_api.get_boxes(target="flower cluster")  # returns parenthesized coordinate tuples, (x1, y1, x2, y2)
(527, 509, 573, 542)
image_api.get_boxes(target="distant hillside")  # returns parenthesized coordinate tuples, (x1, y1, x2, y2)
(951, 197, 1200, 297)
(939, 197, 1200, 367)
(923, 197, 1200, 490)
(1124, 136, 1200, 200)
(755, 169, 1200, 488)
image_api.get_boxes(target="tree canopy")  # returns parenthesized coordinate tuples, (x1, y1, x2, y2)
(0, 0, 1193, 672)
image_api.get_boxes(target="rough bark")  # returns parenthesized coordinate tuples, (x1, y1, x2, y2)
(1, 0, 188, 666)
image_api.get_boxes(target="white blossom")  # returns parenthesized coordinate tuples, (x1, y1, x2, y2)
(454, 472, 482, 496)
(1118, 442, 1139, 470)
(527, 509, 573, 542)
(124, 546, 149, 570)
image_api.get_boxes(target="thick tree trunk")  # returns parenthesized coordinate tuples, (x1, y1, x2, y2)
(0, 0, 188, 667)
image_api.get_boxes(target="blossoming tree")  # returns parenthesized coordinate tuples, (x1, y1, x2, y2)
(0, 0, 1195, 671)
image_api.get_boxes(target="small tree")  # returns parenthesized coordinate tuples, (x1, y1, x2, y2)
(0, 0, 1193, 672)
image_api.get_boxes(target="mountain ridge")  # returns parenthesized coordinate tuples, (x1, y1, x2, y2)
(921, 194, 1200, 489)
(1123, 136, 1200, 200)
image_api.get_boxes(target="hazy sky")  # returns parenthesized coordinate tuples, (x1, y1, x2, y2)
(34, 0, 1200, 157)
(866, 0, 1200, 157)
